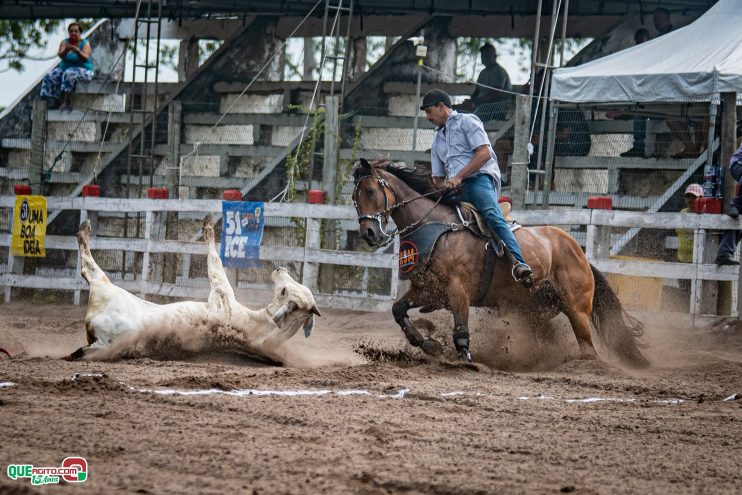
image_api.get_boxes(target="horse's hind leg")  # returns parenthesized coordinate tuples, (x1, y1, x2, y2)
(564, 303, 597, 359)
(202, 214, 236, 316)
(392, 289, 443, 356)
(77, 220, 108, 285)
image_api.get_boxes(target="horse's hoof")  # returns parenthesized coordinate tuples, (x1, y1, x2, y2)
(420, 339, 443, 356)
(458, 349, 472, 363)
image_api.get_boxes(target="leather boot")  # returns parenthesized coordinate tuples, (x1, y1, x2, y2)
(512, 262, 533, 283)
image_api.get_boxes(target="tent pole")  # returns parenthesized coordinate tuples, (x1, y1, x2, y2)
(560, 0, 570, 66)
(528, 0, 543, 101)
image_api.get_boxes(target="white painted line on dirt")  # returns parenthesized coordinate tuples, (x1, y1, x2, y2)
(336, 390, 372, 396)
(565, 397, 635, 403)
(130, 386, 335, 397)
(380, 388, 409, 399)
(0, 381, 15, 388)
(61, 373, 695, 405)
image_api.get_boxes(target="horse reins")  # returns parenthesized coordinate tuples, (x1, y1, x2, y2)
(352, 173, 447, 248)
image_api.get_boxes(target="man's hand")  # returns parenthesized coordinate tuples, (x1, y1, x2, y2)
(445, 175, 463, 191)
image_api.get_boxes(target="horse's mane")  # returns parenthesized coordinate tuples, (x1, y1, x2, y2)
(353, 159, 437, 196)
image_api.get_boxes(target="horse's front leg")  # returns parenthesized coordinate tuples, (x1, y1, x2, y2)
(392, 289, 443, 356)
(447, 278, 472, 362)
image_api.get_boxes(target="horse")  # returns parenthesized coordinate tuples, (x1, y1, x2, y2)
(351, 158, 649, 368)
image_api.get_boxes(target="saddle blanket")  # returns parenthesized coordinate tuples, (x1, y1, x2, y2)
(398, 222, 451, 281)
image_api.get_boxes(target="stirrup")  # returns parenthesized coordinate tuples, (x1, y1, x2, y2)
(512, 263, 533, 283)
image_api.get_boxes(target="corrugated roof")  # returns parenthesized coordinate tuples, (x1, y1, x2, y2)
(0, 0, 717, 20)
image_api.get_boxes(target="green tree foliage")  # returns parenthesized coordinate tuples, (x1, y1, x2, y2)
(0, 19, 65, 73)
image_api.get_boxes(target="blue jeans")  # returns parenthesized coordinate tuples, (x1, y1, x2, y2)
(446, 173, 527, 265)
(718, 230, 742, 259)
(729, 160, 742, 186)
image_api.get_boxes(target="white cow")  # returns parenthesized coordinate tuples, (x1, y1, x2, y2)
(68, 214, 320, 362)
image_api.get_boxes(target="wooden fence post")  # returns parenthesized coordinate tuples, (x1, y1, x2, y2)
(3, 207, 21, 303)
(30, 99, 47, 195)
(302, 217, 320, 292)
(320, 96, 340, 294)
(691, 229, 719, 315)
(510, 95, 532, 210)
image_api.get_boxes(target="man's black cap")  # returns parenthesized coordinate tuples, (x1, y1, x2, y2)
(420, 89, 452, 110)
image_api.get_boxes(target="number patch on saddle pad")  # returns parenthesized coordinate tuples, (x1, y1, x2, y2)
(397, 222, 453, 280)
(399, 240, 419, 274)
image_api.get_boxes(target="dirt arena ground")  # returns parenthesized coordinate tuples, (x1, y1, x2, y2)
(0, 300, 741, 494)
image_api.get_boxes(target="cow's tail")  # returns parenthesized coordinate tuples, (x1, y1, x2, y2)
(590, 264, 650, 368)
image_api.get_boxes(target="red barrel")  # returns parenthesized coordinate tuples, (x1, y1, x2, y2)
(82, 184, 101, 197)
(308, 190, 325, 204)
(587, 196, 612, 210)
(222, 189, 242, 201)
(147, 188, 169, 199)
(696, 197, 721, 214)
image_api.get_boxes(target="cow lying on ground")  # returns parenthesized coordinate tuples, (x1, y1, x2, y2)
(67, 214, 320, 362)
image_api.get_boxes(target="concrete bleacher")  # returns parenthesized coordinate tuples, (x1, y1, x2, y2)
(0, 15, 708, 252)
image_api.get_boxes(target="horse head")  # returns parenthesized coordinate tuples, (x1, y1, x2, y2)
(351, 158, 398, 247)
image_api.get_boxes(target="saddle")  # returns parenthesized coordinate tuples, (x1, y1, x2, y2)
(455, 201, 521, 240)
(455, 200, 531, 297)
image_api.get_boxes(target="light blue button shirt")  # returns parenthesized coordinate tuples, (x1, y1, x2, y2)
(430, 111, 501, 193)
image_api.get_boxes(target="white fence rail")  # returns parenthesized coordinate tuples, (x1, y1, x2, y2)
(1, 197, 740, 314)
(0, 197, 398, 312)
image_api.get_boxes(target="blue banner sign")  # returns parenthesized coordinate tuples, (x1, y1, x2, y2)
(220, 201, 265, 268)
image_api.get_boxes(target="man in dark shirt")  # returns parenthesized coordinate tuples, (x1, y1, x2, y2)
(470, 44, 512, 107)
(456, 44, 514, 120)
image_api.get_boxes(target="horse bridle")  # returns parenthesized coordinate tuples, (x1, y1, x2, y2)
(352, 172, 446, 248)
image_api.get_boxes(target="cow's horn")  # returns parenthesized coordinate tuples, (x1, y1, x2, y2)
(311, 305, 321, 316)
(272, 303, 289, 326)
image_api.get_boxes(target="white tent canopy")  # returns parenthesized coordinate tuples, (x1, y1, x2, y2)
(551, 0, 742, 104)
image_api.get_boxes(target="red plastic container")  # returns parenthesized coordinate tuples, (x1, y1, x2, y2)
(498, 196, 511, 204)
(147, 187, 169, 200)
(696, 197, 722, 214)
(587, 196, 613, 210)
(14, 185, 32, 195)
(222, 189, 242, 201)
(82, 184, 101, 197)
(308, 190, 325, 204)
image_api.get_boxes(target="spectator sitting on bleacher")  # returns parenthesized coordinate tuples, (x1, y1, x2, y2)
(676, 183, 703, 263)
(39, 22, 94, 112)
(455, 44, 513, 120)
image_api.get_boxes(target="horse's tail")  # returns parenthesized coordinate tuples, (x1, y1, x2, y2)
(590, 264, 650, 369)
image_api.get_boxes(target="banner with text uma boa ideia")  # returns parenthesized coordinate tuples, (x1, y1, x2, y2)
(11, 195, 46, 257)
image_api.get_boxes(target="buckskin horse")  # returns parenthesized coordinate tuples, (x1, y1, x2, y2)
(351, 158, 648, 368)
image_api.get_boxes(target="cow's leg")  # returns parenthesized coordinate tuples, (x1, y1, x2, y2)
(447, 277, 472, 362)
(77, 220, 108, 285)
(393, 289, 443, 356)
(202, 214, 236, 317)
